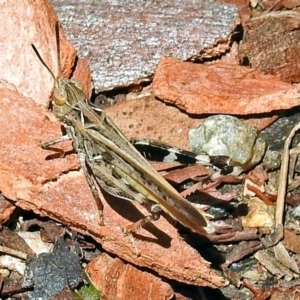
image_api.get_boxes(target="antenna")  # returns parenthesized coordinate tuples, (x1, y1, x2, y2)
(31, 21, 61, 82)
(55, 22, 61, 78)
(31, 43, 56, 82)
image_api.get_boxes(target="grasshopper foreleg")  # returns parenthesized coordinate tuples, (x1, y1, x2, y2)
(41, 134, 71, 149)
(41, 134, 71, 159)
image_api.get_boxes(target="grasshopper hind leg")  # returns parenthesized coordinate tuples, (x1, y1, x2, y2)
(122, 215, 154, 257)
(123, 214, 154, 235)
(122, 203, 161, 235)
(122, 205, 162, 256)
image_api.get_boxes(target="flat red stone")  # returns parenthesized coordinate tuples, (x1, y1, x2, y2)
(153, 56, 300, 115)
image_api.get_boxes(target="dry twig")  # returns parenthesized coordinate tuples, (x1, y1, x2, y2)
(0, 245, 28, 260)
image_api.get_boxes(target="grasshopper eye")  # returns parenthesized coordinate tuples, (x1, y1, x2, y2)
(53, 87, 67, 106)
(70, 79, 83, 91)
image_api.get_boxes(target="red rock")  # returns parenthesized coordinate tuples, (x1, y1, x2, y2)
(152, 56, 300, 115)
(88, 253, 174, 300)
(105, 95, 200, 150)
(221, 0, 251, 25)
(239, 11, 300, 83)
(283, 229, 300, 254)
(0, 0, 77, 107)
(0, 194, 15, 226)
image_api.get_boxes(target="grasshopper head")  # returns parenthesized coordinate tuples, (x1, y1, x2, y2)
(31, 41, 86, 121)
(53, 78, 85, 121)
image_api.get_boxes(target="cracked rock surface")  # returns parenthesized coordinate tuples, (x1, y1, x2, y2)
(51, 0, 239, 92)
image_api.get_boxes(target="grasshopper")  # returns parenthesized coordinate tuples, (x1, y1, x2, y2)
(33, 23, 210, 237)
